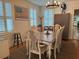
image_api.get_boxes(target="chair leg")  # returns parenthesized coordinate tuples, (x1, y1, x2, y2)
(29, 51, 31, 59)
(54, 49, 56, 59)
(57, 47, 60, 53)
(39, 53, 41, 59)
(26, 40, 29, 55)
(26, 48, 29, 55)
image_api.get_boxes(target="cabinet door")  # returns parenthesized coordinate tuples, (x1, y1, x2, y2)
(54, 13, 70, 40)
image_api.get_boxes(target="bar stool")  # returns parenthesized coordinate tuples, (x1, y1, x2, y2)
(13, 33, 23, 47)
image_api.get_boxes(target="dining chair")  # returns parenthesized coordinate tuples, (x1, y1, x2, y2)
(53, 24, 61, 32)
(33, 30, 41, 40)
(51, 26, 64, 59)
(29, 31, 48, 59)
(57, 26, 65, 53)
(25, 31, 31, 55)
(53, 24, 61, 38)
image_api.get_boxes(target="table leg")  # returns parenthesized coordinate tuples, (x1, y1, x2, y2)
(48, 44, 51, 59)
(26, 39, 29, 55)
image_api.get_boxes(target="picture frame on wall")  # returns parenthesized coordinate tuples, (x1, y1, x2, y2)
(14, 5, 29, 20)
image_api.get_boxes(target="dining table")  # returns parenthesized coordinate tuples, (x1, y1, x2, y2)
(40, 30, 54, 59)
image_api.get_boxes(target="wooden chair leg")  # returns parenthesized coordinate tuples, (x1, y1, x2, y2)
(17, 34, 19, 47)
(19, 33, 23, 45)
(13, 39, 16, 47)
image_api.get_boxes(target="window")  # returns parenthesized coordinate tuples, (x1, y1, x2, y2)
(6, 18, 13, 32)
(5, 2, 12, 17)
(0, 1, 5, 32)
(0, 1, 3, 16)
(29, 8, 37, 26)
(0, 0, 13, 32)
(44, 9, 54, 26)
(0, 19, 5, 31)
(5, 1, 13, 32)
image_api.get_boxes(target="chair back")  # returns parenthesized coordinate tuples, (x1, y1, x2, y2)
(54, 26, 65, 49)
(53, 24, 61, 32)
(33, 30, 41, 40)
(58, 26, 65, 47)
(29, 31, 40, 52)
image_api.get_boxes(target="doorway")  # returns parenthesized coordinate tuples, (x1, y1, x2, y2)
(73, 9, 79, 39)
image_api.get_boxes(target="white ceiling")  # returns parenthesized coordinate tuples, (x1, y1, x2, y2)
(27, 0, 76, 6)
(28, 0, 48, 6)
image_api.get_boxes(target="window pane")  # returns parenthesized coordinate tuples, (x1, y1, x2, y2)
(33, 19, 37, 26)
(30, 19, 33, 26)
(0, 19, 5, 32)
(6, 18, 13, 32)
(30, 9, 33, 19)
(30, 8, 37, 26)
(5, 2, 12, 17)
(44, 9, 54, 26)
(0, 1, 3, 16)
(34, 10, 36, 19)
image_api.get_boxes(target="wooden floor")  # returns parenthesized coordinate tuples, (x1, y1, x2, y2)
(8, 40, 79, 59)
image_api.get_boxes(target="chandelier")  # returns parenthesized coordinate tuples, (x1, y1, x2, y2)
(46, 0, 60, 9)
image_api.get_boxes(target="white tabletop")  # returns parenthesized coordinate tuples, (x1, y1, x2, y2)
(40, 31, 54, 44)
(40, 31, 54, 59)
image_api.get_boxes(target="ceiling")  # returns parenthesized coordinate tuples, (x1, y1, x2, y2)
(28, 0, 48, 6)
(27, 0, 76, 6)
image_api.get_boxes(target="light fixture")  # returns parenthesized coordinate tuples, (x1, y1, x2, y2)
(46, 0, 60, 9)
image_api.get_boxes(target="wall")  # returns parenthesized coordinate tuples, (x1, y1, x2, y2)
(54, 0, 79, 39)
(9, 0, 40, 47)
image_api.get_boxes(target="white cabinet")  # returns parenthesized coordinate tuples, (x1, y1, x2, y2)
(0, 33, 10, 59)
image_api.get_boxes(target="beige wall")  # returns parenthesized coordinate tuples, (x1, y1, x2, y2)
(9, 0, 40, 47)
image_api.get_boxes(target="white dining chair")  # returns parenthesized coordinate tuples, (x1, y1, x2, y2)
(51, 26, 64, 59)
(29, 31, 48, 59)
(33, 30, 41, 40)
(25, 31, 31, 55)
(53, 24, 61, 32)
(57, 26, 65, 53)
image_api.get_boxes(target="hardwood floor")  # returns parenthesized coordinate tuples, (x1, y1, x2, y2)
(8, 40, 79, 59)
